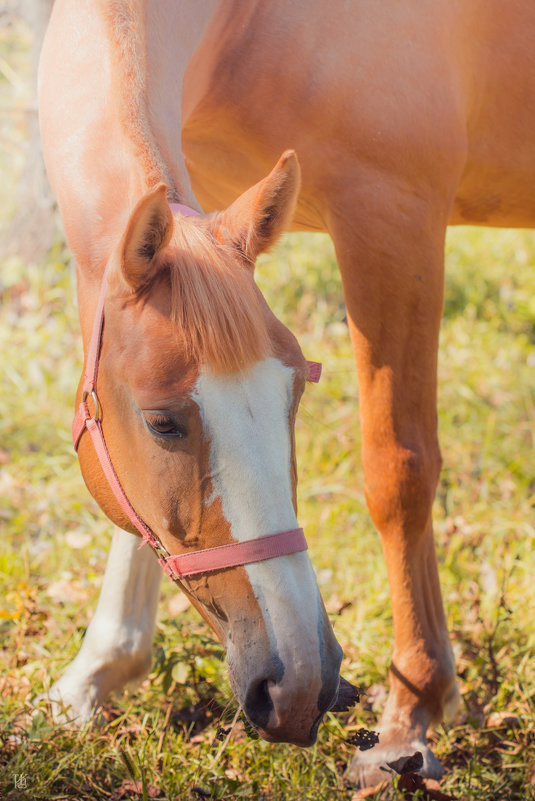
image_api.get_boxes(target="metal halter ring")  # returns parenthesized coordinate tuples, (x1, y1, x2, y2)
(82, 390, 101, 422)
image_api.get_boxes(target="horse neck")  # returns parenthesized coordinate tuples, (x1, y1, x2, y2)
(74, 2, 218, 300)
(107, 0, 216, 205)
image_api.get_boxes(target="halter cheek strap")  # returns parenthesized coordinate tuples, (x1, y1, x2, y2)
(169, 203, 201, 217)
(72, 203, 322, 582)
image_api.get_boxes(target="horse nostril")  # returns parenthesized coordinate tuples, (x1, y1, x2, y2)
(244, 678, 274, 730)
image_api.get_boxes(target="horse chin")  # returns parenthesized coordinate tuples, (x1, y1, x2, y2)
(253, 714, 323, 748)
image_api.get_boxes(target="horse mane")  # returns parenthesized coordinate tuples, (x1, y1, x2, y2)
(99, 0, 177, 195)
(101, 3, 271, 373)
(144, 218, 272, 374)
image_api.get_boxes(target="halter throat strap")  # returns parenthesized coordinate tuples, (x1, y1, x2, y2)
(71, 202, 321, 582)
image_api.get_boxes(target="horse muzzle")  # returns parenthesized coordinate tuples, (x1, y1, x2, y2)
(244, 673, 341, 746)
(228, 623, 343, 746)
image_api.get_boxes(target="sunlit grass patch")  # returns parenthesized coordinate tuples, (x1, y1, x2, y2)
(2, 215, 535, 798)
(2, 224, 533, 799)
(3, 6, 535, 798)
(2, 27, 535, 787)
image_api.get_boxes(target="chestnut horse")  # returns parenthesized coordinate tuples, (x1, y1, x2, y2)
(38, 0, 535, 787)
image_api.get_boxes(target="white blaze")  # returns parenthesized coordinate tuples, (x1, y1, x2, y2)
(194, 357, 297, 536)
(193, 357, 323, 676)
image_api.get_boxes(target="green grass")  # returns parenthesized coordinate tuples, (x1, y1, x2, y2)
(2, 14, 535, 801)
(1, 226, 535, 800)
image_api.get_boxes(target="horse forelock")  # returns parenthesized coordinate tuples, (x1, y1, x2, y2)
(99, 3, 273, 374)
(137, 219, 271, 375)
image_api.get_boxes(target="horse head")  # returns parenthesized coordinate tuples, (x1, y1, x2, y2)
(76, 151, 343, 746)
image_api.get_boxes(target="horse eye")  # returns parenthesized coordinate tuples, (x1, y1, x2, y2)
(144, 413, 187, 438)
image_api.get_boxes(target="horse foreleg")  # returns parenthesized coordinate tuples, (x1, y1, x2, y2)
(43, 527, 162, 724)
(329, 187, 459, 786)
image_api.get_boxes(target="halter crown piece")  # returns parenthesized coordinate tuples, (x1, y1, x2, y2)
(71, 202, 322, 583)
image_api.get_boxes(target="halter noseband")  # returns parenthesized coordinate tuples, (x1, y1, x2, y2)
(71, 203, 322, 583)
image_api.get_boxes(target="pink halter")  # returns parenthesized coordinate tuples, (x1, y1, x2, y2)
(72, 202, 322, 583)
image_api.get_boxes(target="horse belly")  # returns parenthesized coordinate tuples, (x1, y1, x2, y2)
(452, 4, 535, 228)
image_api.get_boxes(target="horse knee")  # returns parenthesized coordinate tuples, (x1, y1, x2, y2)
(363, 441, 442, 541)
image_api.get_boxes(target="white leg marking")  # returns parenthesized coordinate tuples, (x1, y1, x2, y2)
(43, 527, 162, 723)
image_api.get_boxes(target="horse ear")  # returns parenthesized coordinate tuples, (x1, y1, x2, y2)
(120, 184, 173, 290)
(216, 150, 301, 263)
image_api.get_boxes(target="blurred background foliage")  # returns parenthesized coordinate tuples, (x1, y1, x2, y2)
(1, 6, 535, 800)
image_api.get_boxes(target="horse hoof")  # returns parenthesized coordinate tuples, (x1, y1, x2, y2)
(32, 682, 101, 727)
(347, 728, 444, 789)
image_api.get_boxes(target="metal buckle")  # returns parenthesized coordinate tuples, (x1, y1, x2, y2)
(82, 390, 101, 422)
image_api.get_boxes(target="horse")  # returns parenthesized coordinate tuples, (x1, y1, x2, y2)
(38, 0, 535, 788)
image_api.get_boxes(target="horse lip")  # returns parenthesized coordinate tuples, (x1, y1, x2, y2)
(308, 711, 324, 743)
(244, 701, 325, 747)
(254, 723, 319, 747)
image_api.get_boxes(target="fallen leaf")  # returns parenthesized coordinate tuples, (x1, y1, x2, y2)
(215, 725, 231, 741)
(346, 728, 380, 751)
(224, 768, 243, 780)
(351, 773, 456, 800)
(190, 787, 211, 800)
(486, 711, 520, 729)
(396, 773, 457, 800)
(351, 783, 388, 800)
(330, 676, 361, 712)
(386, 751, 424, 775)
